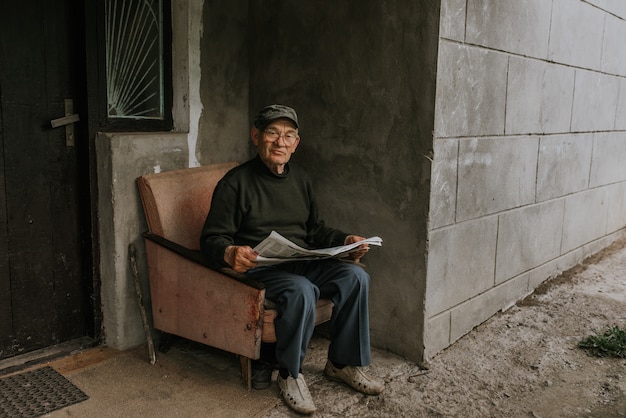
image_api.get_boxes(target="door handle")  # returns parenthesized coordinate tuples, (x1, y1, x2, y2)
(50, 99, 79, 147)
(51, 113, 79, 128)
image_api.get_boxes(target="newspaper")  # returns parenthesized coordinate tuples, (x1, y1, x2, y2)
(253, 230, 383, 266)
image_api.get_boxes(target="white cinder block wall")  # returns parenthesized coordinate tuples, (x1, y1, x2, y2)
(425, 0, 626, 359)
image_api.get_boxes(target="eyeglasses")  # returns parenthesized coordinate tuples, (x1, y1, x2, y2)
(263, 128, 299, 145)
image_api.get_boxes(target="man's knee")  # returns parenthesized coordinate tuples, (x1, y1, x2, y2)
(283, 278, 319, 311)
(344, 263, 370, 288)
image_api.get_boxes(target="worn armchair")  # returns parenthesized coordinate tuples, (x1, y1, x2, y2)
(136, 162, 333, 389)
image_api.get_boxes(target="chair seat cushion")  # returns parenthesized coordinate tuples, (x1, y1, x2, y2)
(262, 298, 333, 343)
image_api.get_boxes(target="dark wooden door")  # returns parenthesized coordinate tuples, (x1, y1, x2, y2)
(0, 1, 92, 359)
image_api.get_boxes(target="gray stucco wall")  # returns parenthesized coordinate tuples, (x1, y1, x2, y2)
(195, 0, 250, 164)
(426, 0, 626, 359)
(248, 0, 440, 363)
(97, 132, 188, 349)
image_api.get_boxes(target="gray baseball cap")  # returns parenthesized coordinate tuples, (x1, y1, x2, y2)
(254, 104, 299, 129)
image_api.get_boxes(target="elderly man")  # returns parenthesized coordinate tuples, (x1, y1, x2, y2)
(200, 104, 383, 414)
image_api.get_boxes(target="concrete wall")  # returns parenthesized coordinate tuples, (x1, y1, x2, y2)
(172, 0, 250, 165)
(194, 0, 250, 165)
(248, 0, 440, 363)
(426, 0, 626, 359)
(97, 132, 188, 348)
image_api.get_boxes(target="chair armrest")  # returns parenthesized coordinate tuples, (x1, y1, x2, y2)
(142, 232, 265, 290)
(143, 235, 266, 358)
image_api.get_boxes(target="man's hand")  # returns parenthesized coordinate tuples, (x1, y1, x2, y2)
(224, 245, 258, 273)
(344, 235, 369, 262)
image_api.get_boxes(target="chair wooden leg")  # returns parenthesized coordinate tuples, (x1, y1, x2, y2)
(240, 355, 252, 391)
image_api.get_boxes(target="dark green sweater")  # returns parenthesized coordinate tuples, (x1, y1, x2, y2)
(200, 155, 348, 269)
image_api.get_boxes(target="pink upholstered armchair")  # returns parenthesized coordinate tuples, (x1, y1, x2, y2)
(136, 163, 333, 389)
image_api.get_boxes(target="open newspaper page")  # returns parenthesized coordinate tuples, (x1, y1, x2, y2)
(253, 230, 383, 266)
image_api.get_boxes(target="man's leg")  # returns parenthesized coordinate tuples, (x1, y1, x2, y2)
(247, 264, 319, 377)
(296, 260, 384, 395)
(247, 264, 319, 414)
(297, 260, 372, 367)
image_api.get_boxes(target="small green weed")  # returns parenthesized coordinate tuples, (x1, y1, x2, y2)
(578, 325, 626, 358)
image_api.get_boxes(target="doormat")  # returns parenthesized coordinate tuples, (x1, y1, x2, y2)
(0, 366, 89, 417)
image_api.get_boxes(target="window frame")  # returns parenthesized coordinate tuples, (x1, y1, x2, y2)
(96, 0, 173, 132)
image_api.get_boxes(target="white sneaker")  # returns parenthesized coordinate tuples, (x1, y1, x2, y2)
(277, 373, 317, 415)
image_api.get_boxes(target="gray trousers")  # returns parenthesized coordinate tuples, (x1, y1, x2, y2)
(246, 260, 372, 377)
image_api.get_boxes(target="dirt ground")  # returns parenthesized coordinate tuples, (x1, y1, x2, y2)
(262, 237, 626, 417)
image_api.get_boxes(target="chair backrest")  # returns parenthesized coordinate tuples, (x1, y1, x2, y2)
(137, 162, 237, 250)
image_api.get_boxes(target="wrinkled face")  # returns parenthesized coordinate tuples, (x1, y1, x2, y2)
(251, 118, 300, 174)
